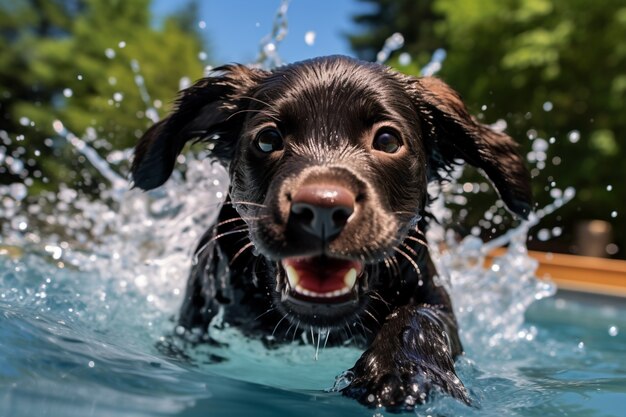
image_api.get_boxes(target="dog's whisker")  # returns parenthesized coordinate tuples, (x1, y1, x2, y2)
(230, 241, 255, 265)
(226, 200, 268, 208)
(362, 308, 380, 327)
(404, 234, 429, 248)
(400, 241, 420, 258)
(209, 228, 250, 243)
(226, 108, 279, 122)
(239, 95, 281, 116)
(323, 328, 331, 350)
(368, 290, 391, 309)
(393, 246, 422, 276)
(291, 320, 301, 343)
(315, 328, 322, 360)
(253, 307, 276, 322)
(272, 314, 289, 337)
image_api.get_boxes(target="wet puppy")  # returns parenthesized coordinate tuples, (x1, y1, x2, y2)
(132, 56, 531, 410)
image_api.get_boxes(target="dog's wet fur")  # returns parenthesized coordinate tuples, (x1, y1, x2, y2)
(132, 56, 531, 411)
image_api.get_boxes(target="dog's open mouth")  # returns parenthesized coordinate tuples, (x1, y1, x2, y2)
(279, 256, 363, 304)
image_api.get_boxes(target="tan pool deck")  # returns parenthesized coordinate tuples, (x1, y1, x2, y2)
(487, 249, 626, 298)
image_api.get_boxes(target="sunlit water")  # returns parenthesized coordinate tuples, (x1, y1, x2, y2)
(2, 5, 626, 416)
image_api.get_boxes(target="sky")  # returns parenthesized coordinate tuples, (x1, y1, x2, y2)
(152, 0, 365, 65)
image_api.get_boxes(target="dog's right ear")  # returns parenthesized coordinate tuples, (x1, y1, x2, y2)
(131, 64, 268, 190)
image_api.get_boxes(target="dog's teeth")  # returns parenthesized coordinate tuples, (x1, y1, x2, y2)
(344, 268, 357, 289)
(285, 264, 300, 288)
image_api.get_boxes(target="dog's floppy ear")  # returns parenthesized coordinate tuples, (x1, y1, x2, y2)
(131, 64, 268, 190)
(408, 76, 532, 219)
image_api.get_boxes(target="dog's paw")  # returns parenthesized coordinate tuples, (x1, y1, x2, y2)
(340, 361, 470, 411)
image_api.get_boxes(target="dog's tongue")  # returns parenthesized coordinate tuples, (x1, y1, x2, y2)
(282, 257, 362, 294)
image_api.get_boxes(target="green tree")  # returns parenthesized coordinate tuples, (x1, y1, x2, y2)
(348, 0, 626, 258)
(0, 0, 209, 192)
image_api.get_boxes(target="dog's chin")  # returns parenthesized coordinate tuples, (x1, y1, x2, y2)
(273, 255, 370, 328)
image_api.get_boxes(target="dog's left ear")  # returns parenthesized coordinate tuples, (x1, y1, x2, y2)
(406, 76, 532, 219)
(131, 64, 268, 190)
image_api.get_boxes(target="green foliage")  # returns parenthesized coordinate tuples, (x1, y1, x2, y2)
(349, 0, 626, 258)
(0, 0, 208, 192)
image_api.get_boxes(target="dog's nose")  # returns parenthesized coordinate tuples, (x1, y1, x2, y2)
(289, 185, 355, 241)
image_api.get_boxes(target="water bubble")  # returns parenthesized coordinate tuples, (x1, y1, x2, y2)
(606, 244, 619, 255)
(19, 117, 30, 126)
(104, 48, 116, 59)
(88, 361, 95, 368)
(532, 138, 548, 152)
(179, 77, 191, 90)
(9, 183, 27, 201)
(198, 20, 206, 29)
(578, 341, 585, 350)
(550, 188, 562, 199)
(263, 42, 276, 54)
(134, 275, 148, 288)
(611, 211, 618, 218)
(552, 227, 562, 237)
(113, 92, 123, 102)
(198, 51, 208, 61)
(304, 31, 316, 46)
(542, 101, 553, 111)
(77, 74, 83, 80)
(608, 326, 619, 336)
(568, 130, 580, 143)
(108, 76, 117, 86)
(44, 244, 63, 260)
(537, 229, 551, 241)
(398, 52, 411, 66)
(63, 88, 73, 98)
(606, 185, 613, 191)
(118, 41, 126, 48)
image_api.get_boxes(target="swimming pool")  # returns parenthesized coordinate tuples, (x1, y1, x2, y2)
(1, 236, 624, 417)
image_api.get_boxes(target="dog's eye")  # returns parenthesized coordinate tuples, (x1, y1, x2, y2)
(373, 130, 401, 154)
(254, 128, 284, 153)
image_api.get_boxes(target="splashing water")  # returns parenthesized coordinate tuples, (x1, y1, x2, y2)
(1, 13, 625, 417)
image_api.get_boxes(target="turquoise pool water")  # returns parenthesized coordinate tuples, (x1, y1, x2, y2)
(1, 247, 625, 417)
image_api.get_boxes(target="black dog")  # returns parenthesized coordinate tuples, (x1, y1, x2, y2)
(132, 56, 531, 410)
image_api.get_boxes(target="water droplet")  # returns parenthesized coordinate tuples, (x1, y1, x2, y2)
(198, 51, 208, 60)
(537, 229, 551, 241)
(63, 88, 73, 98)
(611, 211, 618, 218)
(398, 52, 411, 66)
(608, 326, 619, 336)
(568, 130, 580, 143)
(606, 185, 613, 191)
(179, 77, 191, 90)
(104, 48, 115, 59)
(77, 74, 83, 80)
(606, 243, 619, 255)
(9, 183, 27, 200)
(118, 41, 126, 48)
(532, 138, 548, 152)
(19, 117, 30, 126)
(578, 341, 585, 350)
(88, 361, 95, 368)
(198, 20, 206, 29)
(113, 92, 123, 102)
(304, 31, 316, 46)
(542, 101, 553, 111)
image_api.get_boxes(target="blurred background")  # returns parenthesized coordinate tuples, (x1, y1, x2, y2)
(1, 0, 624, 259)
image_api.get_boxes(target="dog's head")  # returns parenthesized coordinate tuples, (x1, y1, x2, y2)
(132, 56, 531, 328)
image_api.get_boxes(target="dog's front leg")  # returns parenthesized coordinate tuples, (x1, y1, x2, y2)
(341, 304, 471, 410)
